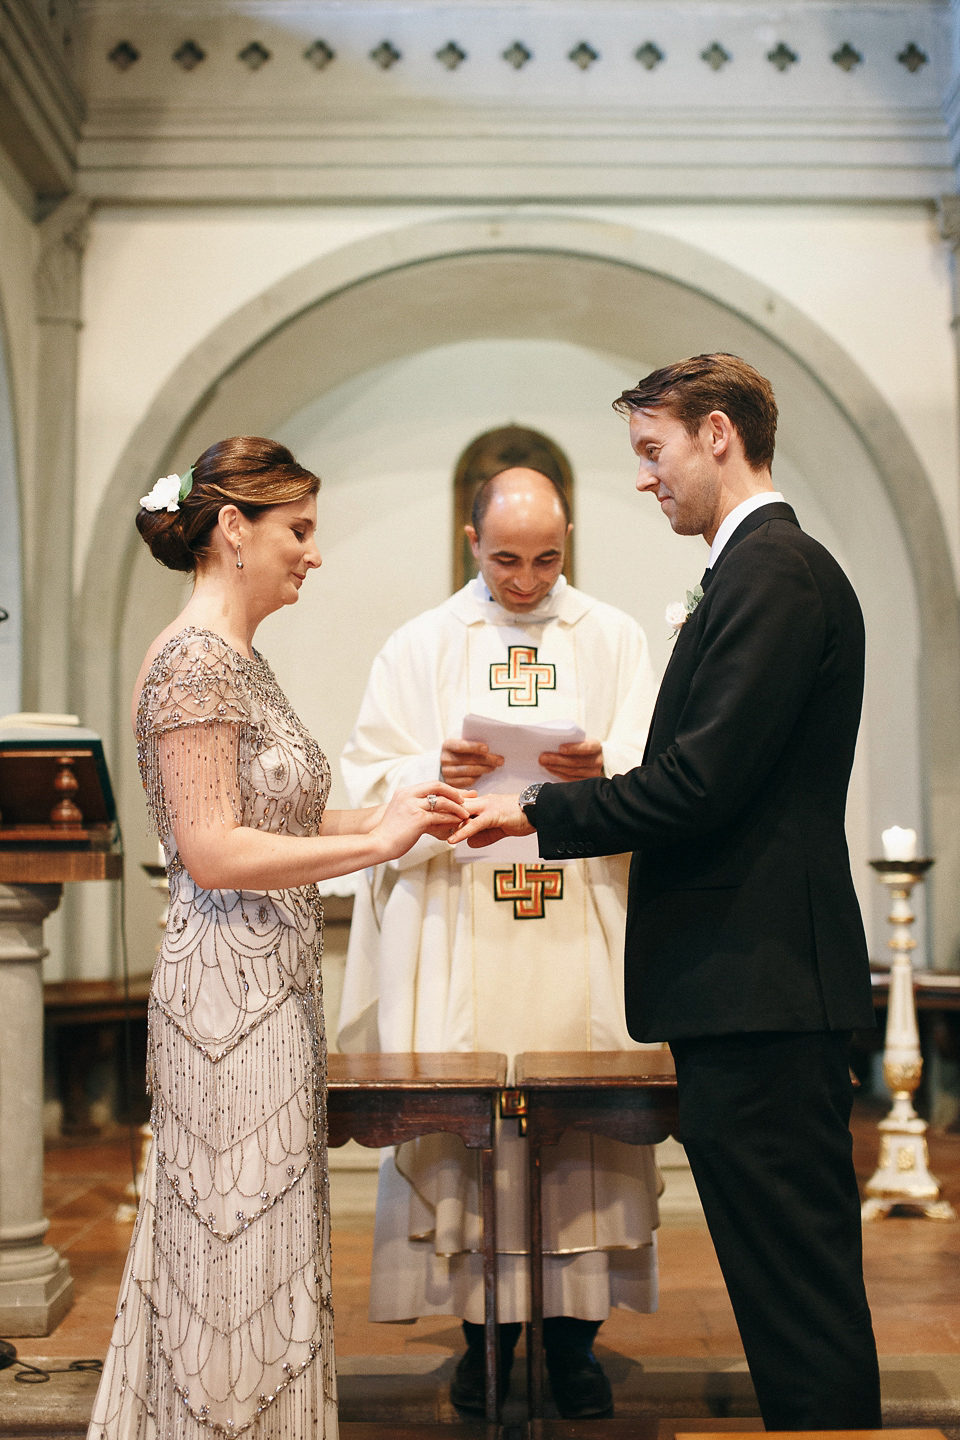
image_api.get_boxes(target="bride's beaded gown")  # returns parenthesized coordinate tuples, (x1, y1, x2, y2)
(88, 629, 337, 1440)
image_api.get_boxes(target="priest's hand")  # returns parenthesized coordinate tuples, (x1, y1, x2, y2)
(373, 782, 471, 862)
(539, 738, 604, 781)
(446, 794, 533, 849)
(441, 738, 505, 785)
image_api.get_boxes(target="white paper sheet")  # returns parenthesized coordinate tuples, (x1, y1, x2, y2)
(454, 713, 585, 864)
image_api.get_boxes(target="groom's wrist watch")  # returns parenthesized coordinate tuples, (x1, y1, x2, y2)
(519, 782, 545, 827)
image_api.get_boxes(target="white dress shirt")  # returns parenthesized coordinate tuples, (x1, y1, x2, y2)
(707, 491, 785, 570)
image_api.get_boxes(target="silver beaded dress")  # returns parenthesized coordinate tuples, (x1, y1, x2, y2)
(88, 628, 337, 1440)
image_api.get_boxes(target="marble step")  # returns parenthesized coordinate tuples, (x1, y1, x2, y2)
(3, 1357, 960, 1437)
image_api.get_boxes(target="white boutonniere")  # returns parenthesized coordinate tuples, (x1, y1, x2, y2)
(666, 586, 704, 640)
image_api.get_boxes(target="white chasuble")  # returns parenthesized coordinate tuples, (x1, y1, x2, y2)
(339, 578, 662, 1323)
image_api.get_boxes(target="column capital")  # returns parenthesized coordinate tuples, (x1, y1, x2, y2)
(0, 883, 62, 937)
(34, 195, 91, 326)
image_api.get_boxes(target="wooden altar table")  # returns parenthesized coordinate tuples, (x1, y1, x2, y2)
(514, 1051, 680, 1420)
(326, 1052, 508, 1425)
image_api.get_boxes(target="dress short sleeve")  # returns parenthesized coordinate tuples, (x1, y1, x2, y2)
(136, 629, 261, 840)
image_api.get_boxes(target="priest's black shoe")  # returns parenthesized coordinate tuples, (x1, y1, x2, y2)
(544, 1316, 614, 1419)
(450, 1320, 521, 1415)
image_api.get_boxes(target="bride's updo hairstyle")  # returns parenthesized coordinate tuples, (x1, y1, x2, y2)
(137, 436, 320, 573)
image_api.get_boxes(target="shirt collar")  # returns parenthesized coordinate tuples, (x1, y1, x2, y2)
(474, 573, 567, 624)
(708, 492, 785, 569)
(445, 573, 594, 627)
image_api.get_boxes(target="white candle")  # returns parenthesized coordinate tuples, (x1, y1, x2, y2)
(157, 841, 166, 868)
(881, 826, 917, 862)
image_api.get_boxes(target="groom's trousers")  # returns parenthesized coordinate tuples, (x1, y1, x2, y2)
(669, 1029, 881, 1431)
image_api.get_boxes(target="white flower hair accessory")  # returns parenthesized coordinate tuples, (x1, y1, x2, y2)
(666, 585, 704, 639)
(139, 467, 194, 513)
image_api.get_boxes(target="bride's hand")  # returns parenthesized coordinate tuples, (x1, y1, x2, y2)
(372, 782, 471, 861)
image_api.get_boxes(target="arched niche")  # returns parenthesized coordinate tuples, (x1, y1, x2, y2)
(452, 425, 575, 591)
(77, 214, 960, 973)
(0, 304, 21, 715)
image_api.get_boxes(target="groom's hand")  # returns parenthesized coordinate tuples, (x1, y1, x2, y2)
(446, 794, 532, 848)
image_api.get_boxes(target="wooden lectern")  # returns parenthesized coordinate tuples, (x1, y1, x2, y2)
(0, 720, 122, 1335)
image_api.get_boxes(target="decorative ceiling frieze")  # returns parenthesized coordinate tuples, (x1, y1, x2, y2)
(92, 31, 941, 78)
(69, 0, 953, 205)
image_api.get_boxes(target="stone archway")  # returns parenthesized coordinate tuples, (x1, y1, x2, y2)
(76, 213, 960, 968)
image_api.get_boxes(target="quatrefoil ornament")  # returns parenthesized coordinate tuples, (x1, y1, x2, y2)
(502, 41, 532, 70)
(304, 39, 335, 70)
(108, 40, 139, 71)
(568, 42, 599, 71)
(635, 41, 664, 71)
(831, 42, 862, 72)
(767, 42, 798, 72)
(897, 42, 927, 74)
(370, 40, 401, 69)
(238, 41, 271, 71)
(435, 41, 467, 70)
(700, 41, 730, 71)
(173, 39, 205, 71)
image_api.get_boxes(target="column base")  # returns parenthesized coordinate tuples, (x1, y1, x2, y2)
(0, 1258, 73, 1337)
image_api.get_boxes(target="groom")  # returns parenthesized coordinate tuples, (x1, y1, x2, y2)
(449, 353, 882, 1430)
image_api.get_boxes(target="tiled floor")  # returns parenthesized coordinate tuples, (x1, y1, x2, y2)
(13, 1102, 960, 1364)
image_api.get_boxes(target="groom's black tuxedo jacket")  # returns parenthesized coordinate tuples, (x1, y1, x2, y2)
(533, 502, 875, 1041)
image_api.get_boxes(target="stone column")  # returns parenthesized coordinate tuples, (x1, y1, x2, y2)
(21, 194, 90, 716)
(0, 885, 72, 1335)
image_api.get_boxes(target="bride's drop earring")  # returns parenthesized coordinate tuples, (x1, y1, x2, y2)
(235, 544, 243, 570)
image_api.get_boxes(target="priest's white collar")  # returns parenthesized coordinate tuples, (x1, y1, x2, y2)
(707, 491, 785, 569)
(446, 574, 593, 627)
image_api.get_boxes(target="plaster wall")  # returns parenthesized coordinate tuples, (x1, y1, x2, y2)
(75, 201, 959, 584)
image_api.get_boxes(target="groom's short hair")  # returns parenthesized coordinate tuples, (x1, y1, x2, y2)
(614, 353, 778, 472)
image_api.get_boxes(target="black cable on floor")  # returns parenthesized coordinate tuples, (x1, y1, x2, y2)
(0, 1340, 102, 1384)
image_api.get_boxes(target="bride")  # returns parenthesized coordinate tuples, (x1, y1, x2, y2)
(88, 436, 467, 1440)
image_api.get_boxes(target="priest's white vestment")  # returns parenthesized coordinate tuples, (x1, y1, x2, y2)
(338, 576, 662, 1324)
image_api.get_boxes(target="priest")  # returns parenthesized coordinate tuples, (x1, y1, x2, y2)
(338, 467, 661, 1420)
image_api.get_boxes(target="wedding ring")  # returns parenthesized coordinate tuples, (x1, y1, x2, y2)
(427, 794, 438, 811)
